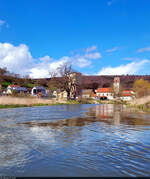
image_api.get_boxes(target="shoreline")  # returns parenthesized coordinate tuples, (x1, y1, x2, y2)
(0, 96, 120, 109)
(0, 96, 149, 113)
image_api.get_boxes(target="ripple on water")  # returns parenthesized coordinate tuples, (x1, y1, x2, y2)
(0, 104, 150, 176)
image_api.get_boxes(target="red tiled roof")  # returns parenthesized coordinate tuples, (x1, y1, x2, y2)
(122, 93, 132, 96)
(8, 85, 20, 88)
(96, 88, 112, 93)
(122, 90, 133, 96)
(122, 90, 132, 93)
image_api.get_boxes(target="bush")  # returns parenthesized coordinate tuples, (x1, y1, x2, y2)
(2, 81, 11, 88)
(133, 79, 150, 98)
(24, 83, 35, 88)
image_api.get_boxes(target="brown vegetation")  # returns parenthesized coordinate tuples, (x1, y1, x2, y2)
(133, 79, 150, 98)
(0, 96, 54, 105)
(48, 63, 82, 100)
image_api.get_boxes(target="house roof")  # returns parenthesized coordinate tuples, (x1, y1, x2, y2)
(8, 85, 20, 88)
(32, 86, 45, 89)
(122, 94, 132, 96)
(96, 88, 112, 93)
(121, 90, 134, 96)
(122, 90, 132, 93)
(7, 85, 27, 91)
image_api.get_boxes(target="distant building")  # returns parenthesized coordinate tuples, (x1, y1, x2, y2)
(120, 90, 135, 101)
(7, 85, 27, 94)
(82, 89, 94, 98)
(113, 77, 120, 97)
(95, 88, 114, 100)
(53, 90, 67, 100)
(31, 86, 48, 97)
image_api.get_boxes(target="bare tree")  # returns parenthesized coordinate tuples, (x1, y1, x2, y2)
(49, 63, 82, 100)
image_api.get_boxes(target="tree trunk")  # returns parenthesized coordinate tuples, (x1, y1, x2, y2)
(67, 91, 70, 100)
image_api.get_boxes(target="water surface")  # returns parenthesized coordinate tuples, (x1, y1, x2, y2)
(0, 104, 150, 177)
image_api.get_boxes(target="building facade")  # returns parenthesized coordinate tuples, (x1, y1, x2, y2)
(120, 90, 135, 101)
(95, 88, 114, 100)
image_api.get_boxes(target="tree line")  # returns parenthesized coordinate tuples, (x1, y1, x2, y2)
(0, 65, 150, 99)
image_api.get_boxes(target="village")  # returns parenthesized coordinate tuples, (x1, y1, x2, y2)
(1, 75, 136, 102)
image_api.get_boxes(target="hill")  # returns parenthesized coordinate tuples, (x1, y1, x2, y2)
(44, 75, 150, 90)
(81, 75, 150, 90)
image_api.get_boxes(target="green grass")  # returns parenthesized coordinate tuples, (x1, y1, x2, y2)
(0, 101, 80, 109)
(0, 104, 29, 109)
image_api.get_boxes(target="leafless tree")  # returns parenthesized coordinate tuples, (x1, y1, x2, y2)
(49, 63, 82, 100)
(58, 63, 83, 100)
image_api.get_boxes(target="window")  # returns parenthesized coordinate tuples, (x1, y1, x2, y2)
(33, 89, 36, 94)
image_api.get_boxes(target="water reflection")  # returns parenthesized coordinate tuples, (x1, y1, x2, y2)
(0, 125, 32, 168)
(0, 104, 150, 176)
(17, 104, 150, 127)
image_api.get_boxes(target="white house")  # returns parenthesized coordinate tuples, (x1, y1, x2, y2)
(31, 86, 48, 97)
(95, 88, 114, 100)
(120, 90, 135, 101)
(7, 85, 27, 94)
(53, 90, 67, 99)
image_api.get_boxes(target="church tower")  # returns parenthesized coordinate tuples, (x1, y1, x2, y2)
(113, 77, 120, 97)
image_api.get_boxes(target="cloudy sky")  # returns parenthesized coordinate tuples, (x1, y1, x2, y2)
(0, 0, 150, 78)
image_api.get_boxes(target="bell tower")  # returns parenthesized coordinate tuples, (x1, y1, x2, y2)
(113, 77, 120, 97)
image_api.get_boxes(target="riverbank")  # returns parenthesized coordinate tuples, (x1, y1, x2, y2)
(0, 96, 90, 109)
(126, 102, 150, 113)
(126, 95, 150, 113)
(0, 96, 61, 109)
(0, 96, 128, 109)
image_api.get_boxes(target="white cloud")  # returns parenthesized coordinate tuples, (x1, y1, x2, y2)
(39, 55, 53, 62)
(0, 20, 5, 27)
(69, 45, 102, 68)
(84, 52, 101, 59)
(0, 42, 34, 75)
(29, 57, 70, 78)
(86, 45, 97, 53)
(0, 42, 72, 78)
(0, 19, 9, 30)
(77, 58, 91, 68)
(105, 46, 119, 53)
(0, 42, 102, 78)
(137, 46, 150, 53)
(98, 59, 149, 75)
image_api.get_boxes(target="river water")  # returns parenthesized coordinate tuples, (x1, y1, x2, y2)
(0, 104, 150, 177)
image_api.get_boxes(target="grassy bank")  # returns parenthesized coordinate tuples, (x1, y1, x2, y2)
(0, 100, 93, 109)
(0, 102, 69, 109)
(126, 102, 150, 113)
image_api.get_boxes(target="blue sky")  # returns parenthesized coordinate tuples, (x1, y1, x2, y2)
(0, 0, 150, 78)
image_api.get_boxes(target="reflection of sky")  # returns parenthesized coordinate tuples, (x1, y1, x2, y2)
(30, 126, 56, 144)
(0, 105, 150, 176)
(0, 125, 31, 168)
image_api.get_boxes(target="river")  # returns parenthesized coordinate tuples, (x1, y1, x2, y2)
(0, 104, 150, 177)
